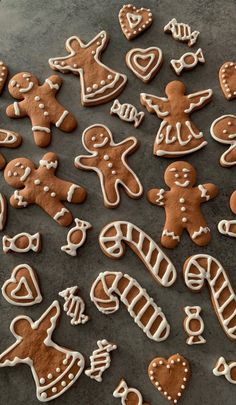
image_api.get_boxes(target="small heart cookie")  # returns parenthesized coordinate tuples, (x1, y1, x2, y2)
(2, 264, 42, 306)
(148, 354, 191, 403)
(219, 62, 236, 100)
(126, 47, 163, 83)
(119, 4, 153, 40)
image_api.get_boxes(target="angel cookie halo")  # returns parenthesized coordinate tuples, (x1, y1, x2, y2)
(140, 80, 213, 157)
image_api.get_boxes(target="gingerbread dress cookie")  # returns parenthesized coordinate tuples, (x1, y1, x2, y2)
(6, 72, 77, 147)
(49, 31, 127, 107)
(4, 152, 86, 226)
(75, 124, 143, 208)
(147, 161, 219, 248)
(140, 81, 213, 157)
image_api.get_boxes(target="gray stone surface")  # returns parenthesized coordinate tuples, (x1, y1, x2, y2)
(0, 0, 235, 404)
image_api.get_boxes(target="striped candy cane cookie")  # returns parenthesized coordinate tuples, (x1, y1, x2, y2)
(183, 254, 236, 340)
(90, 271, 170, 342)
(99, 221, 177, 287)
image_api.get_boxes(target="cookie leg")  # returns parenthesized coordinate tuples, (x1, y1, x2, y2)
(161, 222, 183, 249)
(188, 221, 211, 246)
(59, 181, 87, 203)
(122, 171, 143, 198)
(103, 178, 120, 208)
(32, 125, 51, 147)
(42, 201, 73, 226)
(55, 111, 77, 132)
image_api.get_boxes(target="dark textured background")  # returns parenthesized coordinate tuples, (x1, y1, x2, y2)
(0, 0, 235, 404)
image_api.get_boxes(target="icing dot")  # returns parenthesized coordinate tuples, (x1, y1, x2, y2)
(108, 162, 113, 168)
(0, 62, 3, 65)
(164, 392, 168, 396)
(108, 75, 112, 80)
(96, 42, 100, 45)
(100, 80, 105, 85)
(104, 154, 109, 160)
(183, 377, 187, 381)
(182, 362, 186, 366)
(51, 192, 56, 197)
(222, 69, 225, 73)
(34, 179, 40, 185)
(41, 393, 47, 399)
(181, 385, 185, 389)
(184, 368, 188, 372)
(92, 51, 95, 55)
(166, 365, 170, 369)
(178, 393, 182, 397)
(225, 64, 229, 68)
(92, 84, 98, 89)
(47, 373, 53, 379)
(1, 73, 4, 76)
(184, 174, 188, 178)
(16, 83, 20, 88)
(61, 381, 66, 387)
(177, 358, 181, 362)
(149, 370, 153, 375)
(61, 61, 65, 66)
(92, 136, 96, 141)
(7, 171, 12, 177)
(168, 396, 172, 400)
(34, 96, 40, 101)
(13, 172, 18, 176)
(52, 387, 57, 393)
(69, 373, 74, 380)
(44, 111, 49, 116)
(56, 368, 60, 373)
(181, 207, 186, 212)
(44, 186, 49, 192)
(112, 170, 116, 175)
(171, 360, 175, 364)
(159, 360, 163, 365)
(158, 386, 162, 391)
(155, 381, 159, 386)
(230, 62, 234, 66)
(0, 78, 2, 82)
(150, 376, 154, 380)
(152, 362, 157, 367)
(40, 378, 45, 384)
(87, 87, 92, 93)
(63, 359, 68, 365)
(228, 121, 232, 125)
(179, 198, 185, 203)
(39, 103, 45, 109)
(174, 173, 179, 178)
(182, 217, 187, 223)
(174, 401, 178, 404)
(73, 64, 78, 68)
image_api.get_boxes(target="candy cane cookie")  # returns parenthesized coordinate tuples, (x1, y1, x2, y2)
(113, 379, 150, 405)
(90, 271, 170, 342)
(183, 254, 236, 340)
(99, 221, 177, 287)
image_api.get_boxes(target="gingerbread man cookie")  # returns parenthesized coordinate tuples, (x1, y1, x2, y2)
(0, 301, 85, 401)
(4, 152, 87, 226)
(147, 161, 219, 248)
(140, 81, 213, 157)
(6, 72, 77, 147)
(49, 31, 127, 107)
(74, 124, 143, 208)
(210, 114, 236, 167)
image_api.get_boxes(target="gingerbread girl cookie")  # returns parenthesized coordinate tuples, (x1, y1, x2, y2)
(210, 114, 236, 167)
(74, 124, 143, 208)
(0, 301, 85, 401)
(6, 72, 77, 147)
(140, 81, 213, 157)
(147, 161, 219, 248)
(4, 152, 87, 226)
(49, 31, 127, 107)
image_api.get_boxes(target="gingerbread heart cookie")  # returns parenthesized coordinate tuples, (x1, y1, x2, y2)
(2, 264, 42, 306)
(126, 47, 163, 83)
(119, 4, 153, 40)
(219, 62, 236, 100)
(148, 354, 190, 403)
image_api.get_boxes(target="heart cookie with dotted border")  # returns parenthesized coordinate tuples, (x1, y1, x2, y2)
(148, 354, 191, 403)
(2, 263, 42, 306)
(119, 4, 153, 40)
(219, 62, 236, 100)
(126, 47, 163, 83)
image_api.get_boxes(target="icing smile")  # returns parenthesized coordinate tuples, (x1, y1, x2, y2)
(175, 180, 190, 187)
(93, 137, 109, 148)
(19, 82, 34, 93)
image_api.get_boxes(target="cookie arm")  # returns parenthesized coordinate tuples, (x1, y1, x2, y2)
(38, 301, 60, 336)
(57, 180, 87, 203)
(6, 101, 27, 118)
(198, 183, 219, 202)
(10, 189, 31, 208)
(89, 31, 108, 54)
(147, 188, 166, 206)
(44, 75, 63, 93)
(39, 152, 58, 173)
(0, 341, 23, 365)
(74, 155, 99, 170)
(120, 136, 138, 154)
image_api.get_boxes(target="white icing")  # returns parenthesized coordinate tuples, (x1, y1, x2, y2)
(198, 184, 210, 200)
(126, 12, 142, 29)
(113, 379, 144, 405)
(213, 357, 236, 384)
(155, 188, 165, 205)
(13, 190, 28, 207)
(218, 220, 236, 238)
(45, 78, 60, 90)
(171, 48, 205, 75)
(1, 264, 42, 306)
(0, 130, 18, 145)
(110, 99, 145, 128)
(126, 47, 163, 82)
(164, 18, 199, 46)
(175, 180, 190, 187)
(90, 271, 170, 342)
(162, 229, 180, 241)
(184, 306, 206, 345)
(99, 221, 177, 287)
(84, 339, 117, 382)
(2, 232, 40, 253)
(55, 110, 69, 128)
(67, 184, 79, 202)
(19, 81, 34, 93)
(61, 218, 92, 256)
(54, 208, 69, 221)
(20, 167, 31, 182)
(140, 93, 169, 117)
(191, 226, 210, 239)
(210, 114, 236, 167)
(13, 102, 20, 116)
(184, 254, 236, 340)
(59, 286, 89, 325)
(185, 89, 213, 114)
(39, 159, 58, 169)
(32, 126, 51, 133)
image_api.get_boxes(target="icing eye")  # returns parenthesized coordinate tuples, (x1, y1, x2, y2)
(16, 83, 20, 88)
(91, 136, 96, 141)
(174, 173, 179, 178)
(100, 133, 104, 137)
(184, 174, 188, 178)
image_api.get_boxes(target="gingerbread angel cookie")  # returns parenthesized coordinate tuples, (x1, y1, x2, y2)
(147, 161, 219, 248)
(74, 124, 143, 208)
(6, 72, 77, 147)
(218, 190, 236, 238)
(4, 152, 87, 226)
(210, 114, 236, 167)
(49, 31, 127, 107)
(140, 81, 213, 157)
(0, 301, 85, 401)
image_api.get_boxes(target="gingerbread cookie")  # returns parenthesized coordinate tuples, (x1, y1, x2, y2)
(183, 306, 206, 345)
(74, 124, 143, 208)
(4, 152, 86, 227)
(147, 161, 218, 248)
(210, 114, 236, 167)
(90, 271, 170, 342)
(126, 47, 163, 83)
(61, 218, 92, 256)
(170, 48, 205, 76)
(2, 264, 42, 306)
(0, 61, 8, 94)
(49, 31, 127, 107)
(213, 357, 236, 384)
(219, 62, 236, 100)
(0, 193, 7, 231)
(59, 286, 89, 325)
(183, 254, 236, 340)
(140, 81, 212, 157)
(85, 339, 117, 382)
(164, 18, 199, 46)
(218, 190, 236, 238)
(113, 379, 149, 405)
(110, 99, 145, 128)
(7, 72, 77, 147)
(99, 220, 177, 287)
(0, 129, 22, 169)
(3, 232, 41, 253)
(0, 301, 85, 401)
(119, 4, 153, 40)
(148, 354, 191, 404)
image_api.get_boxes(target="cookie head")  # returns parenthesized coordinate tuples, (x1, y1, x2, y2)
(11, 317, 32, 338)
(83, 125, 112, 151)
(165, 80, 186, 98)
(9, 72, 38, 99)
(164, 161, 196, 188)
(49, 36, 82, 71)
(4, 158, 34, 188)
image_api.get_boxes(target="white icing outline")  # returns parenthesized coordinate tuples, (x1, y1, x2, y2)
(59, 286, 89, 325)
(110, 99, 145, 128)
(210, 114, 236, 167)
(67, 184, 79, 202)
(61, 218, 92, 256)
(218, 220, 236, 238)
(19, 82, 34, 93)
(126, 12, 142, 29)
(13, 190, 28, 207)
(2, 232, 41, 253)
(32, 126, 51, 133)
(54, 207, 69, 221)
(113, 379, 144, 405)
(171, 48, 205, 75)
(45, 78, 59, 90)
(213, 357, 236, 384)
(126, 47, 163, 82)
(84, 339, 117, 382)
(1, 264, 42, 306)
(0, 129, 18, 145)
(99, 221, 176, 287)
(39, 159, 58, 169)
(184, 305, 206, 345)
(55, 110, 68, 128)
(164, 18, 199, 47)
